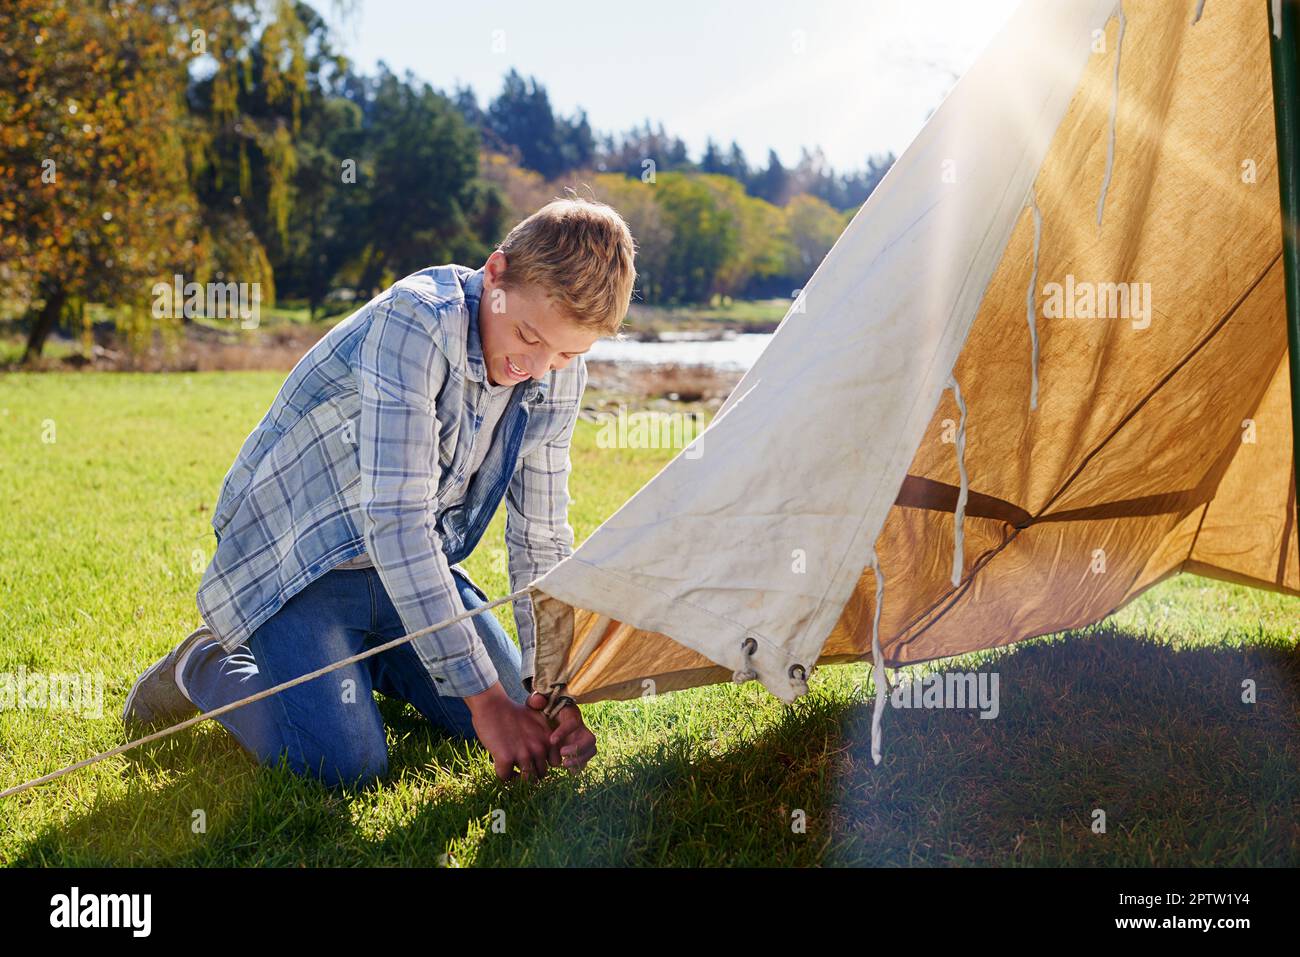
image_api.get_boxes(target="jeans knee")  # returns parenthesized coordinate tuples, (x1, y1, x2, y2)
(285, 733, 388, 789)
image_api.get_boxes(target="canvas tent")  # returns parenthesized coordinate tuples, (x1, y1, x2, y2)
(525, 0, 1300, 752)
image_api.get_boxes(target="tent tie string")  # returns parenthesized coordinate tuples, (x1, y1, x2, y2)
(1, 584, 539, 800)
(949, 374, 969, 586)
(1096, 2, 1127, 226)
(869, 551, 888, 766)
(1026, 188, 1043, 410)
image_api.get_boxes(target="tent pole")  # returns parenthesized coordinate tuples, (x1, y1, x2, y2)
(1269, 0, 1300, 576)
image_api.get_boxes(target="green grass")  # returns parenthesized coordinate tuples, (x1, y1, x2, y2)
(0, 371, 1296, 866)
(625, 297, 789, 334)
(0, 300, 357, 369)
(186, 300, 356, 329)
(0, 336, 80, 367)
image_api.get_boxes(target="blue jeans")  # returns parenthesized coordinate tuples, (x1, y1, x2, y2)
(180, 565, 527, 788)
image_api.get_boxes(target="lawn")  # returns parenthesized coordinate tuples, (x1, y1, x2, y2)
(0, 371, 1296, 866)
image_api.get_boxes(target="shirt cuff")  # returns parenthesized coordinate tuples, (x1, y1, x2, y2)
(513, 593, 537, 686)
(419, 634, 500, 699)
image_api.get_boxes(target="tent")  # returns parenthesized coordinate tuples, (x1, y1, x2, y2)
(525, 0, 1300, 756)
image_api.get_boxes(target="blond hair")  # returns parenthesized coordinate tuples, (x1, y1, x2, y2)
(496, 195, 636, 336)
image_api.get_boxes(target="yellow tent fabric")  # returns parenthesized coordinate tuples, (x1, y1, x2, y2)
(525, 0, 1294, 709)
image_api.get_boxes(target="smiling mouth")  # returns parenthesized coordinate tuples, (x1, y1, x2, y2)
(505, 356, 529, 380)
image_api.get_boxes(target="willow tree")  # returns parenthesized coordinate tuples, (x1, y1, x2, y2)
(186, 0, 318, 311)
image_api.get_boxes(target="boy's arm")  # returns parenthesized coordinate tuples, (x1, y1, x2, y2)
(352, 291, 499, 698)
(503, 361, 587, 693)
(506, 364, 600, 773)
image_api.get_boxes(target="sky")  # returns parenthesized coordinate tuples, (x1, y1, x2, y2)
(321, 0, 1023, 176)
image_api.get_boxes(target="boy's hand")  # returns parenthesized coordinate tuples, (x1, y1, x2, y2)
(465, 684, 555, 782)
(527, 692, 598, 773)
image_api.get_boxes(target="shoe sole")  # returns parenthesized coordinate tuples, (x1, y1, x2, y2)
(122, 625, 211, 731)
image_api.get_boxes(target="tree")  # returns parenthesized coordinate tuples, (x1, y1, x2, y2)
(654, 172, 737, 304)
(599, 120, 693, 179)
(696, 174, 786, 298)
(782, 193, 849, 281)
(276, 93, 365, 317)
(752, 148, 791, 206)
(830, 151, 896, 208)
(486, 69, 566, 179)
(558, 109, 596, 172)
(351, 66, 501, 294)
(585, 173, 671, 305)
(186, 0, 324, 308)
(0, 0, 203, 361)
(700, 138, 725, 175)
(726, 141, 750, 183)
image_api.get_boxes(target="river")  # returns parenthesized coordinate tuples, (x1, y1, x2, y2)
(586, 332, 773, 371)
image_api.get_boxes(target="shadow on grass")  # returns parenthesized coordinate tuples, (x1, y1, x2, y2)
(8, 626, 1299, 866)
(826, 624, 1300, 866)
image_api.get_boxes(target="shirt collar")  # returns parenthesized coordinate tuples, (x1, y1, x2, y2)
(463, 266, 487, 385)
(462, 265, 549, 403)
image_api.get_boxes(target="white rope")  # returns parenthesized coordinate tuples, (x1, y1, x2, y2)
(1, 585, 537, 800)
(1025, 189, 1043, 411)
(1096, 2, 1126, 226)
(949, 374, 969, 587)
(868, 551, 888, 766)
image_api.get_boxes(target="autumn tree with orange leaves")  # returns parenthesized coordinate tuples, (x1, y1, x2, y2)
(0, 0, 205, 362)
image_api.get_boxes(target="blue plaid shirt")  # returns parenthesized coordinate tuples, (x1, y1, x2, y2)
(196, 264, 587, 698)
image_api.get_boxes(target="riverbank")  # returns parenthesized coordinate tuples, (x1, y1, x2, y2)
(2, 295, 787, 368)
(2, 314, 750, 412)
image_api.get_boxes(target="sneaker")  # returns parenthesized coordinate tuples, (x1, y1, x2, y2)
(121, 624, 212, 733)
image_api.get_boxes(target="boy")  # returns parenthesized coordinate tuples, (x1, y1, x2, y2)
(123, 197, 636, 787)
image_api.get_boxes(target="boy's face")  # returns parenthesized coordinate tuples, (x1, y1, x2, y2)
(478, 252, 600, 387)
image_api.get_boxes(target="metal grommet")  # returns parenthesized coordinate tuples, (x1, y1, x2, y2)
(732, 635, 759, 684)
(788, 663, 809, 696)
